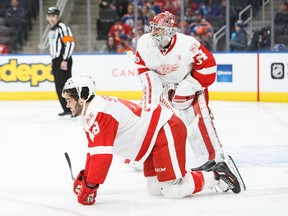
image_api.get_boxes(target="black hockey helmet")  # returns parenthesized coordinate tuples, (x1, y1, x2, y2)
(47, 6, 60, 15)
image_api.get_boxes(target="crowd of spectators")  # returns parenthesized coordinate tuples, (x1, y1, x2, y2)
(1, 0, 287, 54)
(245, 0, 288, 52)
(0, 0, 38, 54)
(96, 0, 288, 53)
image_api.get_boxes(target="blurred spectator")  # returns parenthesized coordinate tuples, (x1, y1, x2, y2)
(5, 0, 25, 19)
(141, 4, 155, 21)
(96, 4, 118, 40)
(137, 8, 150, 26)
(246, 26, 270, 51)
(175, 12, 188, 34)
(121, 3, 135, 29)
(132, 17, 149, 36)
(5, 0, 27, 45)
(184, 7, 194, 25)
(144, 0, 162, 15)
(188, 10, 214, 41)
(178, 20, 189, 35)
(163, 0, 180, 15)
(99, 36, 118, 53)
(108, 18, 131, 46)
(117, 34, 133, 53)
(184, 0, 198, 12)
(274, 0, 288, 36)
(99, 0, 116, 10)
(115, 0, 130, 18)
(230, 20, 247, 51)
(0, 43, 9, 54)
(131, 26, 145, 50)
(273, 43, 288, 51)
(195, 34, 213, 51)
(218, 0, 238, 31)
(199, 0, 220, 18)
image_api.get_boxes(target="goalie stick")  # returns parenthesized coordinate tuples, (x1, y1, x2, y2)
(64, 152, 75, 181)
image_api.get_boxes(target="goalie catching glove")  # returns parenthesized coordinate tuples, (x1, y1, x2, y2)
(170, 74, 203, 110)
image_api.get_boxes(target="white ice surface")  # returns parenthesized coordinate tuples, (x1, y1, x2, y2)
(0, 100, 287, 216)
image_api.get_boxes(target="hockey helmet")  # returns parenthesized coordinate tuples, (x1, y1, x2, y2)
(62, 75, 96, 101)
(149, 11, 177, 47)
(47, 6, 60, 15)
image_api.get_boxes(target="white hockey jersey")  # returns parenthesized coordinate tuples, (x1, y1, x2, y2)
(135, 32, 217, 87)
(82, 95, 173, 185)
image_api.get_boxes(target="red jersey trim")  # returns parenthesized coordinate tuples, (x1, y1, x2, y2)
(160, 34, 177, 55)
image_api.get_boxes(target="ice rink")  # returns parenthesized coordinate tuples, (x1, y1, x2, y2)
(0, 100, 287, 216)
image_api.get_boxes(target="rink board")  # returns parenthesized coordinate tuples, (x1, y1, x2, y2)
(0, 53, 287, 102)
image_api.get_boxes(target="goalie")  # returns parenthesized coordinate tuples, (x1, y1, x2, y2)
(134, 11, 224, 170)
(62, 75, 245, 205)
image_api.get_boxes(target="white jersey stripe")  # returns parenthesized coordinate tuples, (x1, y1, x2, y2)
(89, 146, 114, 155)
(196, 65, 217, 75)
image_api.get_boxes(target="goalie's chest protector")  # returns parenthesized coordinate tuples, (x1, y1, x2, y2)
(136, 33, 200, 84)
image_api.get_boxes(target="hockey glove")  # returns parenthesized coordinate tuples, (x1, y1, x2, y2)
(73, 170, 84, 195)
(77, 180, 99, 205)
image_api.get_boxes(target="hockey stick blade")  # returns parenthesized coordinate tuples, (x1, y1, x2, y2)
(227, 155, 246, 191)
(64, 152, 75, 181)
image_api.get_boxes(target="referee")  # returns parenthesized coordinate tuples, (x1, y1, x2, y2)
(47, 6, 75, 117)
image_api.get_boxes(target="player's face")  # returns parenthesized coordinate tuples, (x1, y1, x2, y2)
(46, 14, 59, 27)
(65, 95, 83, 117)
(151, 25, 165, 37)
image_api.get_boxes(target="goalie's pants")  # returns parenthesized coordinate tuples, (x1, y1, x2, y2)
(144, 114, 187, 182)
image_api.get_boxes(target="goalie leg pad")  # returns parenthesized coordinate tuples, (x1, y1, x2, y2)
(179, 92, 224, 166)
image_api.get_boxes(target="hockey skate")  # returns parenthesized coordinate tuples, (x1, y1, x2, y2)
(208, 155, 246, 194)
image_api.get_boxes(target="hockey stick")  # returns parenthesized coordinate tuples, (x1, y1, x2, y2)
(64, 152, 75, 181)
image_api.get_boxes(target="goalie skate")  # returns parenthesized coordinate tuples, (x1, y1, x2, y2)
(209, 155, 246, 194)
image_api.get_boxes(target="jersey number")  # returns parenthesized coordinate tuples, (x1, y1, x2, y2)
(195, 49, 208, 65)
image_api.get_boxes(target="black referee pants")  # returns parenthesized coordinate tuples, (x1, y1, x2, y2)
(52, 57, 72, 113)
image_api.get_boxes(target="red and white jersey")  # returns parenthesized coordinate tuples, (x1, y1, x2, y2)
(134, 32, 216, 87)
(82, 95, 173, 185)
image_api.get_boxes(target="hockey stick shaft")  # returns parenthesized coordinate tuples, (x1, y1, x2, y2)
(64, 152, 75, 181)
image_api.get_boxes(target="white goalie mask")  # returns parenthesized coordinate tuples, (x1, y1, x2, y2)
(149, 11, 177, 47)
(62, 75, 96, 101)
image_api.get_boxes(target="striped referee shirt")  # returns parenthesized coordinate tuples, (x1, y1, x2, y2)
(48, 21, 75, 60)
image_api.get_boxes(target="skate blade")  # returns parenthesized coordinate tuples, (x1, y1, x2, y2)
(227, 155, 246, 192)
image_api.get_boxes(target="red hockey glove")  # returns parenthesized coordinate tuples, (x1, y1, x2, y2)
(77, 180, 99, 205)
(73, 170, 85, 195)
